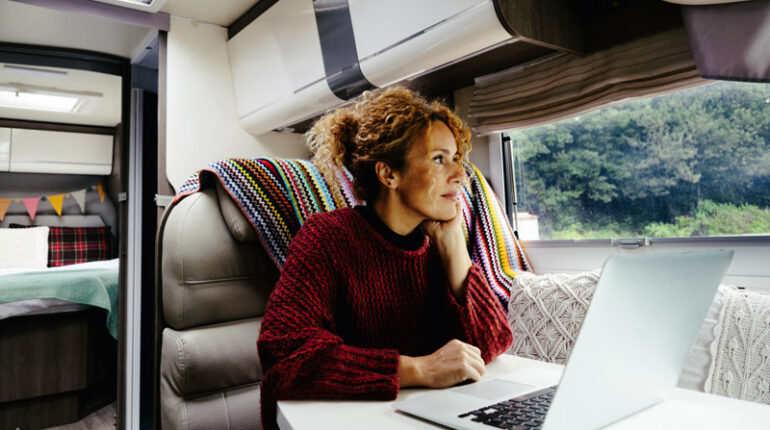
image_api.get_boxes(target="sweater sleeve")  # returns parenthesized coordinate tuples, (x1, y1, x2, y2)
(443, 263, 513, 363)
(257, 217, 400, 430)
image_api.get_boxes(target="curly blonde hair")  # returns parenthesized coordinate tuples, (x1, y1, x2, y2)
(307, 86, 472, 202)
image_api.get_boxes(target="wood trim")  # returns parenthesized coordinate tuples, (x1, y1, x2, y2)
(493, 0, 584, 54)
(0, 309, 116, 430)
(0, 118, 114, 135)
(227, 0, 279, 40)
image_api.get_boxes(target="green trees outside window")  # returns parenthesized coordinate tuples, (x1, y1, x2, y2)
(509, 81, 770, 239)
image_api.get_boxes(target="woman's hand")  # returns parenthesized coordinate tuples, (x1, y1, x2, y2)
(398, 339, 485, 388)
(421, 201, 472, 299)
(420, 200, 465, 249)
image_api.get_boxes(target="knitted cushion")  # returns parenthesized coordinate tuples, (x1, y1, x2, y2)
(48, 226, 111, 267)
(705, 285, 770, 405)
(507, 270, 600, 364)
(507, 270, 770, 406)
(175, 158, 532, 307)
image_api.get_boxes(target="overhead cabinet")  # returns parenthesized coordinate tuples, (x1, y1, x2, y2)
(227, 0, 513, 135)
(0, 127, 113, 175)
(227, 0, 583, 135)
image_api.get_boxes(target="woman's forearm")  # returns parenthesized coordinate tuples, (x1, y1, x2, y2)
(441, 250, 472, 299)
(434, 233, 473, 299)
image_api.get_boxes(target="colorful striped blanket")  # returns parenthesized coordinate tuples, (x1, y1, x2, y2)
(175, 158, 531, 306)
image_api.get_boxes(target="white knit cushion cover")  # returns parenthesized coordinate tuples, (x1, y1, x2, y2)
(507, 270, 770, 406)
(507, 270, 600, 364)
(705, 285, 770, 405)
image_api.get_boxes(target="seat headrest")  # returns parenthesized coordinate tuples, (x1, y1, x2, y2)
(215, 182, 257, 243)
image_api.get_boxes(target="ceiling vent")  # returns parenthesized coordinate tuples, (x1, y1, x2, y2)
(0, 83, 102, 114)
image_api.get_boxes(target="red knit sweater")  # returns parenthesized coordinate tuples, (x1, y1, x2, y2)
(257, 208, 513, 430)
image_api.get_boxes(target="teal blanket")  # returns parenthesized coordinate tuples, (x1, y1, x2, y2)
(0, 268, 118, 339)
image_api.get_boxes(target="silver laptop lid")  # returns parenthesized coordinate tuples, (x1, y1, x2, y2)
(542, 249, 733, 430)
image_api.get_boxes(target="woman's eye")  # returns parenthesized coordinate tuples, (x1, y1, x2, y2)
(433, 155, 444, 164)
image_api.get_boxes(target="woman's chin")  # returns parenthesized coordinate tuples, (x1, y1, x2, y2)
(434, 207, 458, 221)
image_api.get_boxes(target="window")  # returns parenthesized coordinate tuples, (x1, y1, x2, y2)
(506, 81, 770, 240)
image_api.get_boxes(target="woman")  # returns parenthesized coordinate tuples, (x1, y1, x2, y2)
(257, 87, 512, 429)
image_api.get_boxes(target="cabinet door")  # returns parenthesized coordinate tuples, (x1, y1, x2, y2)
(10, 128, 113, 175)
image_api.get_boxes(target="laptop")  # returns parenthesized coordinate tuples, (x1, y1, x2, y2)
(395, 249, 734, 430)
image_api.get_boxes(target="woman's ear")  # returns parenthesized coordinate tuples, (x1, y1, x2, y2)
(375, 161, 399, 189)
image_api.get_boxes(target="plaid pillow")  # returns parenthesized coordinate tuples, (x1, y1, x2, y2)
(48, 226, 112, 267)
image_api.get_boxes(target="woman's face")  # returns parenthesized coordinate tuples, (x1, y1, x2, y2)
(394, 120, 465, 222)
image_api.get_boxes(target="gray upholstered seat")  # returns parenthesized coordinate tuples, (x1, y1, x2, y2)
(157, 182, 279, 429)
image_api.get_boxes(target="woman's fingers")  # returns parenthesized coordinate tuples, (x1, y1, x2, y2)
(460, 343, 485, 381)
(418, 339, 487, 388)
(464, 361, 484, 382)
(466, 342, 482, 357)
(463, 347, 486, 377)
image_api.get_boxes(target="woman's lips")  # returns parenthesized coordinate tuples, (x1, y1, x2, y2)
(442, 190, 460, 200)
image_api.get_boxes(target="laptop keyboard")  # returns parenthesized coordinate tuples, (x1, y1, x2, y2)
(457, 385, 557, 429)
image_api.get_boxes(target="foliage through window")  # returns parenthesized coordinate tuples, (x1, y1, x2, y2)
(508, 81, 770, 240)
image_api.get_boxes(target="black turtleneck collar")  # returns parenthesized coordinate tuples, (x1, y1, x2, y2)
(354, 205, 426, 251)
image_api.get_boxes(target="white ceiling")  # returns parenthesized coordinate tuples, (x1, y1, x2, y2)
(0, 0, 261, 126)
(0, 0, 264, 60)
(0, 62, 122, 126)
(161, 0, 259, 27)
(0, 1, 154, 59)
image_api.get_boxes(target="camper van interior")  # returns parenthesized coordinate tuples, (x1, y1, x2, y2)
(0, 0, 768, 429)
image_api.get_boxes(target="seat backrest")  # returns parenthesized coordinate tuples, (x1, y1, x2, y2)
(156, 182, 279, 430)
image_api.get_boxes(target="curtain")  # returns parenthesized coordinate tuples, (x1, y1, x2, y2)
(682, 0, 770, 83)
(469, 28, 707, 135)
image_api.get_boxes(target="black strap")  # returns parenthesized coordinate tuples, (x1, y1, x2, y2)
(313, 0, 376, 100)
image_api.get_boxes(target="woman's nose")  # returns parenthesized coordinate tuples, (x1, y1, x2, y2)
(449, 163, 465, 184)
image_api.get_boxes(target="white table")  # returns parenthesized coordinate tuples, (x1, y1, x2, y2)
(277, 354, 770, 429)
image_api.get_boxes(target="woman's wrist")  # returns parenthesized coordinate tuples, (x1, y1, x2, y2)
(398, 355, 423, 387)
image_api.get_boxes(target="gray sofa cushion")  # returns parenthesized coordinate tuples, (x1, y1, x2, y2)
(160, 382, 260, 430)
(161, 318, 262, 397)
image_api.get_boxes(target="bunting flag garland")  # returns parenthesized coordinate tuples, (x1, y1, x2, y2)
(0, 185, 106, 221)
(71, 189, 86, 213)
(22, 197, 39, 220)
(47, 194, 64, 216)
(0, 198, 10, 221)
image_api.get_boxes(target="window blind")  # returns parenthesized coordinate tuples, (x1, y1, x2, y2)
(469, 28, 707, 135)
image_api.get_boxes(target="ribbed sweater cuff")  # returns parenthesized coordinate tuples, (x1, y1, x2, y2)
(314, 345, 401, 399)
(445, 263, 487, 311)
(444, 263, 512, 362)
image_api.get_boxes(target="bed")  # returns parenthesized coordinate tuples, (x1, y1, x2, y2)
(0, 217, 119, 430)
(0, 258, 119, 336)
